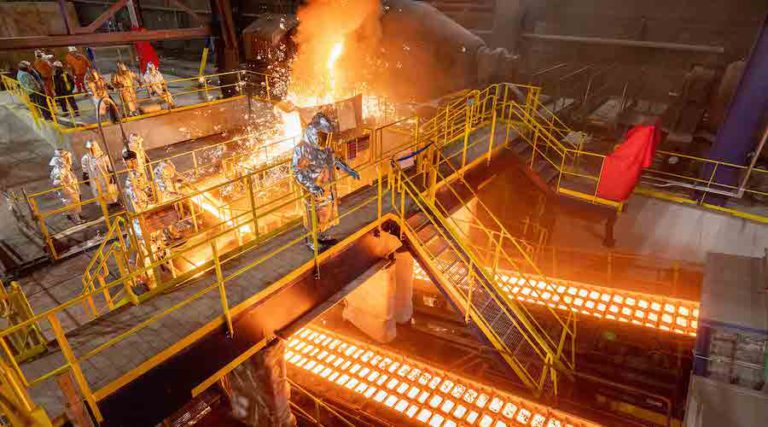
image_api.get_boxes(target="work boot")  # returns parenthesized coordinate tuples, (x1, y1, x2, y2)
(68, 214, 85, 225)
(305, 238, 328, 252)
(318, 237, 338, 246)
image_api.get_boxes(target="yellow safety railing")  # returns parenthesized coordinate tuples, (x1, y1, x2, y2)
(1, 70, 273, 135)
(0, 280, 51, 426)
(80, 216, 143, 318)
(384, 85, 580, 396)
(0, 79, 711, 422)
(393, 156, 576, 396)
(532, 245, 702, 299)
(0, 82, 555, 420)
(1, 74, 50, 129)
(497, 81, 768, 221)
(0, 282, 47, 364)
(23, 130, 301, 261)
(0, 114, 426, 422)
(286, 378, 358, 427)
(24, 175, 115, 260)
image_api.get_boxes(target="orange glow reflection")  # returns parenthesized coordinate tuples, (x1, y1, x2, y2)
(412, 264, 699, 337)
(287, 327, 596, 427)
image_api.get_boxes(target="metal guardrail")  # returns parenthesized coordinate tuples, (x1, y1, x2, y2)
(24, 130, 300, 261)
(393, 139, 578, 396)
(0, 82, 551, 422)
(1, 70, 273, 134)
(528, 66, 768, 218)
(0, 110, 426, 423)
(0, 79, 735, 424)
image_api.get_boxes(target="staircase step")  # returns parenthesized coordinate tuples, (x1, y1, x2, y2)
(540, 168, 559, 184)
(532, 160, 549, 174)
(511, 141, 530, 155)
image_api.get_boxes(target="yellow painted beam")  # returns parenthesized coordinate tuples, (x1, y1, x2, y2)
(557, 187, 623, 209)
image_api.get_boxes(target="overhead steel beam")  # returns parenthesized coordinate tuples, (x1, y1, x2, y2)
(57, 0, 76, 34)
(0, 27, 211, 51)
(168, 0, 206, 26)
(76, 0, 128, 34)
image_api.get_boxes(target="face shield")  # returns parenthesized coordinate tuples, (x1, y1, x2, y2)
(49, 156, 66, 170)
(307, 113, 337, 148)
(122, 149, 138, 170)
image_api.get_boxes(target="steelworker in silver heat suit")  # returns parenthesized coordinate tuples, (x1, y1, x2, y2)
(81, 140, 119, 205)
(291, 113, 360, 251)
(123, 150, 153, 214)
(49, 149, 83, 223)
(123, 133, 149, 175)
(153, 160, 183, 203)
(123, 149, 160, 289)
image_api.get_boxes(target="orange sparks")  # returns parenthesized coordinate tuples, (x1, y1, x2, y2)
(191, 193, 252, 234)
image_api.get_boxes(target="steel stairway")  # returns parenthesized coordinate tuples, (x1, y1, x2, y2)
(393, 148, 576, 398)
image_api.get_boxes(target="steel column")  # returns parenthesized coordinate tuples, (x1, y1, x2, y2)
(703, 15, 768, 204)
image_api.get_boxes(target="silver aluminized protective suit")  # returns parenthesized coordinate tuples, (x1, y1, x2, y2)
(291, 113, 359, 243)
(49, 150, 82, 215)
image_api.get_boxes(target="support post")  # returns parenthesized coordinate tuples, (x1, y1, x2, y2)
(222, 340, 296, 427)
(48, 314, 103, 422)
(212, 243, 234, 337)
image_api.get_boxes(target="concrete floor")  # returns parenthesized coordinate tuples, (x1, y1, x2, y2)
(0, 91, 54, 262)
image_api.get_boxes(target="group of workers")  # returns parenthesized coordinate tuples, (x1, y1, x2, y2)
(50, 135, 184, 289)
(16, 47, 174, 121)
(49, 135, 182, 225)
(48, 110, 357, 257)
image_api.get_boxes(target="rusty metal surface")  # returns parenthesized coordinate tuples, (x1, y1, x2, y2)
(0, 27, 211, 51)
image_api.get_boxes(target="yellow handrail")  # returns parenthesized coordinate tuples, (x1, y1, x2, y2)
(409, 146, 578, 358)
(395, 165, 573, 394)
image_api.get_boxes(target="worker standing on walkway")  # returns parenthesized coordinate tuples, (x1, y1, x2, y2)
(123, 133, 149, 175)
(143, 63, 175, 109)
(64, 46, 91, 93)
(32, 50, 54, 97)
(49, 149, 83, 224)
(86, 68, 118, 122)
(122, 150, 152, 213)
(111, 62, 141, 116)
(291, 112, 360, 251)
(52, 61, 80, 117)
(17, 60, 51, 120)
(81, 140, 119, 205)
(153, 160, 183, 203)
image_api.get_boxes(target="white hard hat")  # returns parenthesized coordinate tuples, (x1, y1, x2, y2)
(53, 61, 63, 67)
(68, 46, 77, 52)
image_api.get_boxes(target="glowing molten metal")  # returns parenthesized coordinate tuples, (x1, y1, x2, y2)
(413, 264, 699, 337)
(287, 327, 597, 427)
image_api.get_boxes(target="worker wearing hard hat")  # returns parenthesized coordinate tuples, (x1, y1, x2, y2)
(64, 46, 91, 93)
(52, 61, 80, 117)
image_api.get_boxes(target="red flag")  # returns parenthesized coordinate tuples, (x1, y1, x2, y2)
(596, 125, 660, 202)
(132, 26, 160, 74)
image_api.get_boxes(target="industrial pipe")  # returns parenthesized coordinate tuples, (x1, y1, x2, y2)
(522, 33, 725, 54)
